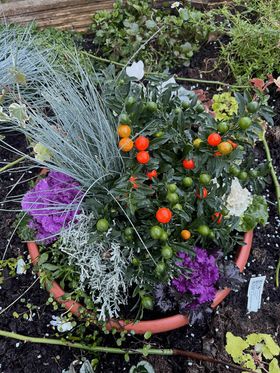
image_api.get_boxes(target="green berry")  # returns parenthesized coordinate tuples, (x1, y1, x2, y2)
(166, 192, 179, 204)
(247, 101, 259, 113)
(161, 245, 173, 259)
(197, 225, 210, 236)
(182, 177, 193, 187)
(167, 183, 177, 193)
(199, 173, 211, 185)
(150, 226, 163, 240)
(238, 117, 252, 130)
(96, 218, 109, 232)
(238, 171, 248, 181)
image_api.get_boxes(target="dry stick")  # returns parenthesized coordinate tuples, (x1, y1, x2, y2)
(0, 278, 39, 316)
(81, 51, 249, 89)
(0, 330, 255, 372)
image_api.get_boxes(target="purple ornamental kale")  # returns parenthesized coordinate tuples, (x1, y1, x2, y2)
(172, 247, 219, 306)
(22, 171, 82, 243)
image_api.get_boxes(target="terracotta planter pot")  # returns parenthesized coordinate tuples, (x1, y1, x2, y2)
(27, 230, 253, 334)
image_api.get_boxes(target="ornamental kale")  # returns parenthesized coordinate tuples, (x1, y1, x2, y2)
(172, 247, 219, 306)
(22, 171, 82, 243)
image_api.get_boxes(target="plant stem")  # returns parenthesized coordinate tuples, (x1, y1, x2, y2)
(0, 330, 254, 372)
(0, 155, 26, 173)
(276, 259, 280, 288)
(261, 128, 280, 287)
(261, 129, 280, 216)
(81, 52, 249, 89)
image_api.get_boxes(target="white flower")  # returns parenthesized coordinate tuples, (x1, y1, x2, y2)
(125, 61, 144, 81)
(16, 258, 26, 275)
(50, 315, 74, 332)
(171, 1, 180, 8)
(225, 178, 253, 217)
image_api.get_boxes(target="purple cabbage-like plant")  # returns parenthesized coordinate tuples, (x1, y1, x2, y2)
(22, 171, 82, 243)
(172, 247, 219, 306)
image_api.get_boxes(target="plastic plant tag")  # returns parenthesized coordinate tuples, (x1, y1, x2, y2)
(247, 276, 266, 312)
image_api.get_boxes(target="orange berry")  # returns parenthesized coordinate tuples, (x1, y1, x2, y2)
(217, 141, 233, 155)
(119, 137, 134, 152)
(135, 136, 150, 151)
(182, 159, 195, 169)
(147, 170, 158, 179)
(227, 139, 238, 149)
(213, 151, 223, 157)
(118, 124, 131, 138)
(136, 151, 150, 164)
(181, 229, 191, 240)
(207, 133, 222, 147)
(156, 208, 172, 224)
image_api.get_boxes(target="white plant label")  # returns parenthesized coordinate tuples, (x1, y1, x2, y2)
(247, 276, 266, 313)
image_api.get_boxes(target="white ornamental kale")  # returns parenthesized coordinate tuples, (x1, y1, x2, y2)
(225, 178, 253, 217)
(60, 214, 133, 320)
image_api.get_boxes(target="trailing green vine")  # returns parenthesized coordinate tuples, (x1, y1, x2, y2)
(0, 329, 254, 372)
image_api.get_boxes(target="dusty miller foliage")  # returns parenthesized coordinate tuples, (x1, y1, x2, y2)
(60, 213, 133, 320)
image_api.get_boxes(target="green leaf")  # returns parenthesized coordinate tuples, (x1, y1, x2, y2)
(238, 195, 268, 232)
(145, 20, 156, 29)
(144, 330, 152, 340)
(179, 9, 189, 21)
(269, 358, 280, 373)
(9, 103, 28, 123)
(129, 360, 155, 373)
(38, 253, 49, 266)
(225, 332, 249, 362)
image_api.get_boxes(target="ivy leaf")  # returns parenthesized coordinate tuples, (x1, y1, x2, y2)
(261, 334, 280, 357)
(225, 332, 249, 362)
(269, 358, 280, 373)
(246, 333, 263, 346)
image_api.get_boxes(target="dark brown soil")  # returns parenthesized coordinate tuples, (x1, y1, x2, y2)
(0, 38, 280, 373)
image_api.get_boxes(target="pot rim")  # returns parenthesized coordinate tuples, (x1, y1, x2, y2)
(27, 230, 253, 334)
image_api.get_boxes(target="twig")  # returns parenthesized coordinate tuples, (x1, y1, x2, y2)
(81, 52, 249, 89)
(0, 155, 27, 173)
(0, 329, 255, 372)
(0, 278, 39, 316)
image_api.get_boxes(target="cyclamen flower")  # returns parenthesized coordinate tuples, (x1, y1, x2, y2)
(22, 171, 82, 243)
(172, 247, 219, 305)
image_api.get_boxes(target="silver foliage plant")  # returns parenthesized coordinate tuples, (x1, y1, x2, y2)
(0, 24, 54, 89)
(12, 56, 124, 189)
(60, 213, 133, 320)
